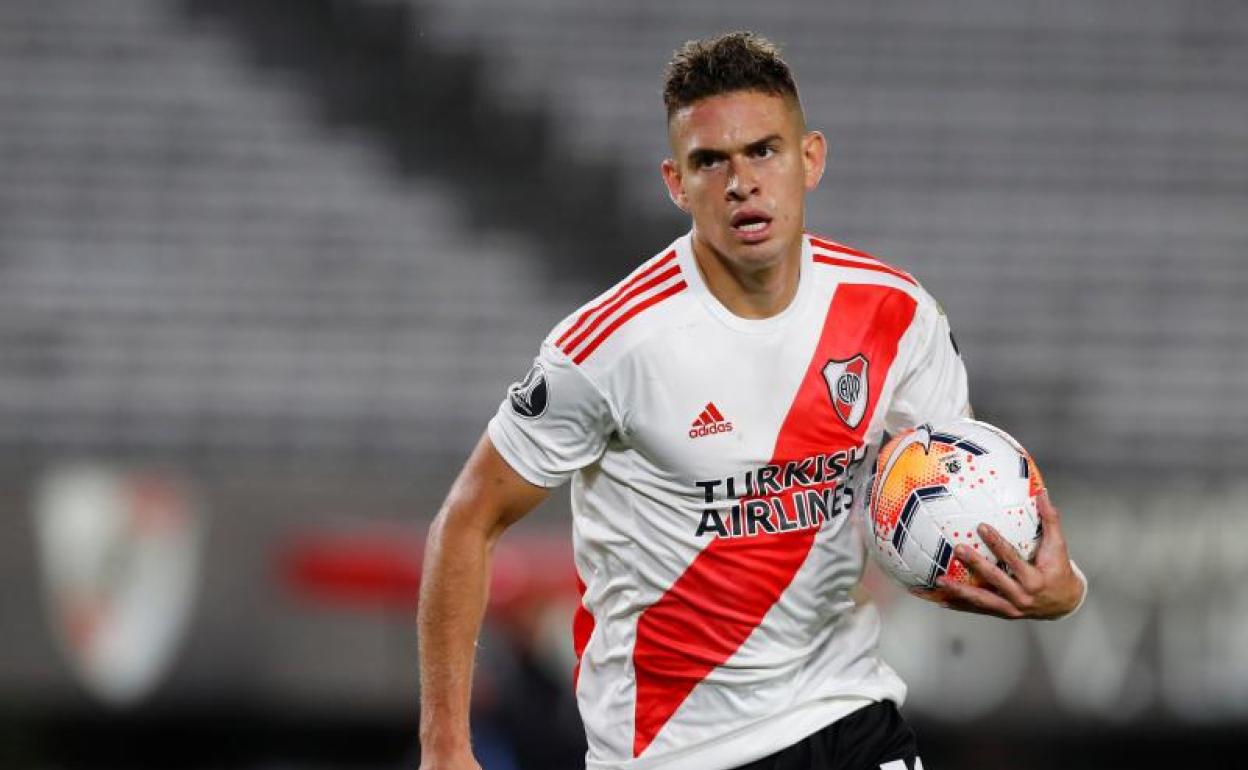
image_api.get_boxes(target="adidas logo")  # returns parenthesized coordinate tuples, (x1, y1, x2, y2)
(689, 402, 734, 439)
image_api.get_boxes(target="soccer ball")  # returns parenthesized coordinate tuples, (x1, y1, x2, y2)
(865, 418, 1045, 591)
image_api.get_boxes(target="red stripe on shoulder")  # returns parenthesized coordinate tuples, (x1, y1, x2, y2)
(572, 280, 687, 365)
(808, 234, 879, 261)
(555, 251, 678, 350)
(813, 253, 918, 287)
(808, 233, 917, 285)
(560, 264, 683, 356)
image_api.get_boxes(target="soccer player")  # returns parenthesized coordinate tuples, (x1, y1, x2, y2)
(418, 31, 1087, 770)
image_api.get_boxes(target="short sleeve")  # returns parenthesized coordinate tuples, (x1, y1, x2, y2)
(884, 293, 971, 434)
(487, 342, 616, 488)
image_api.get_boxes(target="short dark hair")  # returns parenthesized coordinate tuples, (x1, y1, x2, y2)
(662, 32, 800, 119)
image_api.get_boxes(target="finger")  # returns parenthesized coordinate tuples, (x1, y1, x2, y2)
(911, 582, 984, 613)
(1035, 491, 1069, 559)
(977, 523, 1039, 585)
(909, 586, 949, 604)
(911, 584, 986, 613)
(936, 577, 1025, 619)
(956, 541, 1034, 606)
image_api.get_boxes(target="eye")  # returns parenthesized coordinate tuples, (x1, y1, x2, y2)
(751, 144, 777, 159)
(696, 155, 723, 170)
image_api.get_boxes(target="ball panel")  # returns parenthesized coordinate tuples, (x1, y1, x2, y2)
(864, 418, 1045, 596)
(870, 437, 952, 537)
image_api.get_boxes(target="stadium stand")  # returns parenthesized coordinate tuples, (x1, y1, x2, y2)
(0, 0, 579, 468)
(415, 0, 1248, 476)
(1, 0, 1244, 476)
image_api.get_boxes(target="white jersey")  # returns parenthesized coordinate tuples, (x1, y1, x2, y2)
(488, 232, 969, 770)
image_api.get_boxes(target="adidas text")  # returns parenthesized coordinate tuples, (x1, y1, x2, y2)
(689, 421, 733, 439)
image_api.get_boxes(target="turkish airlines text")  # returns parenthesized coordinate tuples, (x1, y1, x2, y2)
(692, 445, 868, 539)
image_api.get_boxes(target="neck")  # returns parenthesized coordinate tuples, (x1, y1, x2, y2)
(690, 232, 803, 320)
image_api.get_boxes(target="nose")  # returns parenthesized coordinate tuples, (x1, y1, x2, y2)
(726, 159, 759, 200)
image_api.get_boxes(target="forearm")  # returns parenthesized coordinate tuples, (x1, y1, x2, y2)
(418, 508, 494, 756)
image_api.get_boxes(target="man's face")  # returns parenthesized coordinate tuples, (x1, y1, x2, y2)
(662, 90, 826, 273)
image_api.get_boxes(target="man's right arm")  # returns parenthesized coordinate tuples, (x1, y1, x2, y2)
(417, 431, 549, 769)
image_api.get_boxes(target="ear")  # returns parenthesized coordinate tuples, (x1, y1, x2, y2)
(661, 158, 689, 213)
(801, 130, 827, 191)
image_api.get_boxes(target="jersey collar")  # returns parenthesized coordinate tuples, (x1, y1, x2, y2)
(675, 231, 815, 334)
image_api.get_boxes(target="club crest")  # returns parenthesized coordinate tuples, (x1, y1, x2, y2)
(822, 354, 870, 429)
(33, 466, 203, 705)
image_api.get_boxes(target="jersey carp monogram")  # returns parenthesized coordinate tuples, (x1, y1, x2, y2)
(489, 233, 970, 770)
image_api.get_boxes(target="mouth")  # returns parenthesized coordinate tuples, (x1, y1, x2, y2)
(730, 210, 773, 242)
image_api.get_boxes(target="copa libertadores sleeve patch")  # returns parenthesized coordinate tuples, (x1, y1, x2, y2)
(508, 362, 549, 419)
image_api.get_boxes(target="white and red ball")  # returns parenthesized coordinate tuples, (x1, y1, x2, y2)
(865, 418, 1045, 591)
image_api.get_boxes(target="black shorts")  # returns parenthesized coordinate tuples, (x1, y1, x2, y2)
(731, 701, 923, 770)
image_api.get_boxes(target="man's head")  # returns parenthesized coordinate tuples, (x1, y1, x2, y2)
(661, 32, 826, 276)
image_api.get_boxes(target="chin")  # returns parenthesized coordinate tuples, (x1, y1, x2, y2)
(698, 228, 791, 271)
(726, 234, 786, 262)
(728, 245, 786, 271)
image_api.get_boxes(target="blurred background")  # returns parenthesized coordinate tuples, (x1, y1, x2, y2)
(1, 0, 1245, 768)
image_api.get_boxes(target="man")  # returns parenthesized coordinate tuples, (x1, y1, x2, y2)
(419, 32, 1086, 770)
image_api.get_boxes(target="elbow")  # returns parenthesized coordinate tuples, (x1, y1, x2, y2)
(426, 493, 509, 556)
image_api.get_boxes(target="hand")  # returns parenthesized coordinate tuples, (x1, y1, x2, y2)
(917, 491, 1085, 619)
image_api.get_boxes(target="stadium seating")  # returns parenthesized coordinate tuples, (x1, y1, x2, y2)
(415, 0, 1248, 475)
(0, 0, 571, 466)
(1, 0, 1245, 475)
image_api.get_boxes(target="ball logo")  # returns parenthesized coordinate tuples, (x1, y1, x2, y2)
(822, 354, 870, 429)
(508, 362, 548, 419)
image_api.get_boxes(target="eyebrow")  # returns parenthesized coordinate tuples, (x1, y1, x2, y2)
(686, 134, 783, 167)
